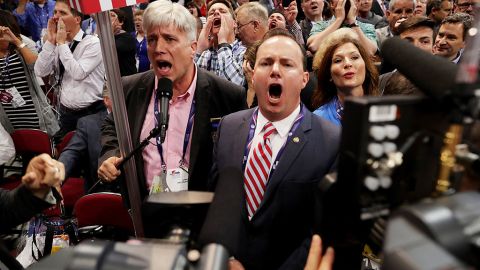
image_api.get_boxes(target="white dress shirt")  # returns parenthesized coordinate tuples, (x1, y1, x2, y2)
(247, 105, 301, 171)
(0, 123, 15, 165)
(34, 29, 105, 109)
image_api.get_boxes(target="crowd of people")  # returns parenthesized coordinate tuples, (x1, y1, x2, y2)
(0, 0, 478, 268)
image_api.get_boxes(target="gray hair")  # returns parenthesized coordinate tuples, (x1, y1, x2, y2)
(389, 0, 416, 11)
(236, 2, 268, 26)
(143, 0, 197, 42)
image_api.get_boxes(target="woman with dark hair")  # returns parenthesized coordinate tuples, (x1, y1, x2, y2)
(110, 8, 137, 76)
(0, 10, 59, 136)
(311, 28, 379, 125)
(186, 1, 206, 25)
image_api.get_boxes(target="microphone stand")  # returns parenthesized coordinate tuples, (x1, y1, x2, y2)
(88, 126, 161, 194)
(117, 126, 161, 168)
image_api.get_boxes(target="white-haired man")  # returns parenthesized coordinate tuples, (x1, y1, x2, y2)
(98, 0, 246, 199)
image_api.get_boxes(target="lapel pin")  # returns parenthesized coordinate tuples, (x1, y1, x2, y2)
(293, 137, 300, 143)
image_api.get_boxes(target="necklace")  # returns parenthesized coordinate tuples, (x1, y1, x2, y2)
(335, 97, 344, 120)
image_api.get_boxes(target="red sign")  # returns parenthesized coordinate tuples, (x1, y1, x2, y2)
(69, 0, 148, 14)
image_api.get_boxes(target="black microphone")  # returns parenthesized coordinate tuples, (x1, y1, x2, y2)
(381, 37, 458, 100)
(157, 77, 173, 144)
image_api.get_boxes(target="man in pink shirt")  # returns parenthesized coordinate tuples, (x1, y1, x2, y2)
(98, 0, 246, 199)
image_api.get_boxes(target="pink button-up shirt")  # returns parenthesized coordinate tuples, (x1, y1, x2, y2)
(141, 69, 197, 188)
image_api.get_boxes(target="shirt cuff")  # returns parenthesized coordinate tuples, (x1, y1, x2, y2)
(287, 21, 301, 31)
(217, 43, 232, 50)
(43, 40, 57, 52)
(43, 189, 57, 205)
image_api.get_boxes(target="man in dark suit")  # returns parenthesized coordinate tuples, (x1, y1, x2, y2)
(58, 85, 115, 193)
(200, 29, 340, 270)
(97, 0, 246, 199)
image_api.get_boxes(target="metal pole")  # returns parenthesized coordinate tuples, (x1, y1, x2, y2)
(94, 11, 144, 237)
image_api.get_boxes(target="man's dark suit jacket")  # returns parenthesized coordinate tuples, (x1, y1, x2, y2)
(99, 69, 247, 200)
(372, 0, 385, 17)
(0, 187, 52, 233)
(59, 110, 107, 192)
(202, 107, 340, 270)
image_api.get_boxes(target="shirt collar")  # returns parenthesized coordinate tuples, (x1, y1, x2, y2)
(256, 104, 301, 138)
(72, 29, 85, 42)
(452, 49, 463, 64)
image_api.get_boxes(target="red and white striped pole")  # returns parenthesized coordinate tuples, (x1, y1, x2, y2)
(69, 0, 147, 14)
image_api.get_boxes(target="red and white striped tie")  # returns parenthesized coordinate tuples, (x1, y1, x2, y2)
(244, 122, 277, 219)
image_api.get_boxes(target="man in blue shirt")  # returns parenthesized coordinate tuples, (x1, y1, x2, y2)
(13, 0, 56, 43)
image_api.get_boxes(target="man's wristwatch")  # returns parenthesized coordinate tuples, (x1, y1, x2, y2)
(344, 22, 359, 28)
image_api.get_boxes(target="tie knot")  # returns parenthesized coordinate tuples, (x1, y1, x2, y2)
(263, 122, 276, 139)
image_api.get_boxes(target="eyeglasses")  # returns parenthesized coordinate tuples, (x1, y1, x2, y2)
(237, 20, 254, 31)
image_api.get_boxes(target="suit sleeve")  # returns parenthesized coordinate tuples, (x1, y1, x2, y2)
(99, 113, 120, 166)
(58, 118, 88, 180)
(0, 187, 52, 234)
(207, 116, 226, 191)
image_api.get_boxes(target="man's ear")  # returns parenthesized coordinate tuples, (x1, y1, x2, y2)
(302, 71, 309, 89)
(253, 20, 259, 30)
(191, 40, 198, 56)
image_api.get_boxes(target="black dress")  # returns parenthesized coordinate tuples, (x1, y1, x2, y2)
(114, 31, 137, 77)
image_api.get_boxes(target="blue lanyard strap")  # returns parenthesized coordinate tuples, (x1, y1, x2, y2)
(153, 91, 196, 169)
(242, 105, 305, 175)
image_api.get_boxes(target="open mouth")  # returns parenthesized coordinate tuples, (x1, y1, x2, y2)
(268, 83, 282, 100)
(269, 21, 277, 29)
(157, 60, 172, 72)
(213, 18, 221, 27)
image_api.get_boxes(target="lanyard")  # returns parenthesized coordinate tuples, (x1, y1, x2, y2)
(334, 96, 344, 120)
(242, 105, 305, 175)
(137, 34, 146, 55)
(154, 92, 196, 169)
(0, 54, 13, 88)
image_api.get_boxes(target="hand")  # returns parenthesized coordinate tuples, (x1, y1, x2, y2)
(304, 235, 334, 270)
(16, 0, 28, 10)
(22, 154, 65, 200)
(56, 18, 67, 45)
(217, 13, 235, 44)
(229, 259, 245, 270)
(197, 16, 214, 53)
(394, 17, 407, 29)
(284, 1, 299, 26)
(242, 59, 253, 86)
(334, 0, 346, 22)
(98, 156, 122, 182)
(345, 0, 357, 24)
(0, 26, 22, 47)
(46, 18, 57, 44)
